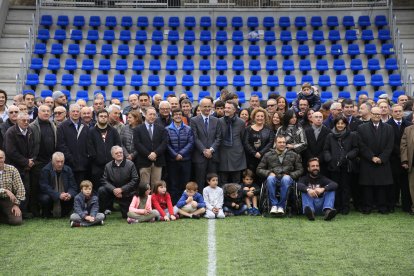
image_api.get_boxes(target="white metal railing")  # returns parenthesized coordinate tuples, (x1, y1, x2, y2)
(403, 58, 408, 89)
(16, 74, 21, 95)
(409, 75, 413, 96)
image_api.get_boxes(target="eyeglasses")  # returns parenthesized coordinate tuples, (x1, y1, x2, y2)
(267, 104, 276, 107)
(9, 111, 19, 114)
(371, 113, 381, 116)
(54, 111, 65, 115)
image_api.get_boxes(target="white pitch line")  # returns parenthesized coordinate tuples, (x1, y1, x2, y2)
(207, 219, 216, 276)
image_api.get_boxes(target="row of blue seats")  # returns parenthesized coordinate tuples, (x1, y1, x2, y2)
(37, 28, 392, 44)
(40, 15, 388, 30)
(25, 72, 403, 90)
(30, 57, 398, 75)
(33, 43, 395, 59)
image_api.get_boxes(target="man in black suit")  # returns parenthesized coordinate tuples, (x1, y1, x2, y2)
(387, 104, 412, 212)
(190, 98, 221, 189)
(133, 106, 167, 187)
(342, 99, 362, 132)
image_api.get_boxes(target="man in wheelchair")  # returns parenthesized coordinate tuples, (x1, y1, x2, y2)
(256, 135, 303, 215)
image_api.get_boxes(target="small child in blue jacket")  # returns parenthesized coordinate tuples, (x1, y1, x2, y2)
(70, 180, 105, 227)
(174, 182, 206, 219)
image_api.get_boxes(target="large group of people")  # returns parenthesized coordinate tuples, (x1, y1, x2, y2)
(0, 84, 414, 226)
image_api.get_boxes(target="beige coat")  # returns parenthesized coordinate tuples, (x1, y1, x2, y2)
(400, 125, 414, 172)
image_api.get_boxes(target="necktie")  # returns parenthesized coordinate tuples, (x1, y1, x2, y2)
(204, 117, 209, 132)
(148, 124, 153, 140)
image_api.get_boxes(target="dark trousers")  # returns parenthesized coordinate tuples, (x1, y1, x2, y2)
(390, 161, 411, 212)
(29, 161, 48, 216)
(73, 171, 88, 187)
(167, 160, 192, 204)
(350, 172, 362, 210)
(91, 165, 105, 192)
(98, 185, 131, 218)
(0, 198, 22, 225)
(330, 170, 352, 212)
(219, 171, 242, 186)
(19, 172, 30, 216)
(193, 160, 218, 190)
(38, 194, 74, 217)
(362, 185, 388, 213)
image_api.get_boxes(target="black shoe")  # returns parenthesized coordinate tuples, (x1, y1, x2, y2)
(192, 214, 200, 219)
(304, 206, 315, 221)
(324, 209, 337, 221)
(378, 209, 389, 215)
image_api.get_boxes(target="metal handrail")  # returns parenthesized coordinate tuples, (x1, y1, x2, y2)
(16, 74, 21, 95)
(19, 58, 25, 93)
(409, 75, 413, 96)
(403, 58, 408, 88)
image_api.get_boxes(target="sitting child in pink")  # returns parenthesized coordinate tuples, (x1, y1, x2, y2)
(127, 183, 158, 224)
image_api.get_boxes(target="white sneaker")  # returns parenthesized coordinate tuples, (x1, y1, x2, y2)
(277, 207, 285, 214)
(270, 206, 278, 214)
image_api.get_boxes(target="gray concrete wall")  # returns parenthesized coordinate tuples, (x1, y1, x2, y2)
(0, 0, 10, 39)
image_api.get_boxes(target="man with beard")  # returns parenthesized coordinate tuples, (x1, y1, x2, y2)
(297, 158, 338, 221)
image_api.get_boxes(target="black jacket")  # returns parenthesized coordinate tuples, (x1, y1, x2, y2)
(87, 125, 121, 170)
(323, 130, 359, 172)
(101, 159, 138, 197)
(297, 174, 338, 193)
(4, 124, 35, 173)
(302, 125, 330, 164)
(133, 123, 167, 168)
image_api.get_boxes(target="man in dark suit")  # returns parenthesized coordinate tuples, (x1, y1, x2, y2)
(387, 104, 412, 212)
(133, 106, 167, 187)
(357, 106, 394, 214)
(342, 99, 362, 132)
(190, 98, 221, 189)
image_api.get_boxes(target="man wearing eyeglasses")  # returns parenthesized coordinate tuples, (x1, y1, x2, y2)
(357, 106, 394, 214)
(0, 105, 19, 151)
(266, 98, 277, 118)
(53, 106, 67, 127)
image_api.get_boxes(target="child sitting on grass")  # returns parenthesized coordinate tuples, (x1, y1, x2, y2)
(70, 180, 105, 227)
(151, 180, 177, 221)
(203, 173, 225, 219)
(174, 182, 206, 219)
(223, 183, 247, 216)
(241, 169, 261, 216)
(127, 183, 158, 224)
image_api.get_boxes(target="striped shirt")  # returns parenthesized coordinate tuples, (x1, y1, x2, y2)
(0, 164, 25, 205)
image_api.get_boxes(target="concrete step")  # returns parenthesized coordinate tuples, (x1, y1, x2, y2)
(3, 24, 31, 36)
(0, 37, 29, 49)
(7, 7, 35, 24)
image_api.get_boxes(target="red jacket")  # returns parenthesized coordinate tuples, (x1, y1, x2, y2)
(152, 193, 174, 217)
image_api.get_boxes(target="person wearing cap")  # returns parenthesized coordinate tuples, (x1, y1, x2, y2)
(52, 91, 68, 112)
(292, 83, 321, 114)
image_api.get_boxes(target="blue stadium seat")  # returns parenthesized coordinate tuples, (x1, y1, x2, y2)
(101, 44, 113, 58)
(76, 90, 89, 101)
(137, 16, 149, 29)
(57, 15, 69, 28)
(280, 30, 292, 44)
(232, 16, 243, 29)
(30, 58, 43, 73)
(99, 59, 111, 72)
(249, 60, 261, 74)
(284, 75, 296, 88)
(247, 16, 259, 29)
(103, 30, 115, 43)
(216, 16, 227, 29)
(233, 75, 245, 90)
(153, 16, 164, 29)
(251, 91, 262, 100)
(149, 59, 161, 73)
(375, 15, 388, 29)
(353, 74, 366, 88)
(385, 58, 398, 72)
(135, 30, 147, 44)
(132, 59, 144, 73)
(367, 58, 381, 73)
(342, 16, 355, 29)
(232, 60, 244, 73)
(358, 15, 371, 29)
(50, 43, 63, 57)
(236, 92, 246, 104)
(336, 75, 348, 90)
(381, 43, 394, 57)
(286, 91, 297, 103)
(327, 16, 339, 29)
(200, 16, 211, 29)
(119, 30, 131, 43)
(40, 15, 53, 28)
(86, 30, 98, 43)
(216, 75, 228, 88)
(130, 75, 143, 89)
(53, 29, 66, 42)
(264, 31, 276, 44)
(111, 91, 124, 102)
(184, 16, 196, 29)
(378, 29, 391, 43)
(348, 44, 360, 57)
(216, 45, 228, 59)
(389, 74, 402, 88)
(267, 75, 279, 91)
(371, 74, 384, 88)
(198, 91, 211, 100)
(374, 91, 386, 102)
(350, 58, 363, 73)
(278, 16, 291, 29)
(199, 59, 211, 73)
(61, 89, 72, 101)
(168, 16, 180, 29)
(168, 30, 179, 44)
(117, 44, 130, 57)
(282, 60, 295, 74)
(318, 75, 331, 89)
(232, 45, 244, 59)
(216, 59, 228, 73)
(298, 45, 310, 59)
(248, 45, 260, 59)
(199, 45, 211, 59)
(331, 44, 343, 57)
(231, 31, 243, 44)
(356, 90, 368, 102)
(165, 59, 178, 75)
(79, 74, 91, 88)
(266, 60, 278, 74)
(361, 29, 374, 43)
(115, 59, 128, 72)
(316, 59, 329, 73)
(167, 45, 179, 58)
(152, 30, 164, 44)
(40, 90, 52, 99)
(121, 16, 133, 29)
(89, 16, 101, 29)
(199, 75, 211, 89)
(281, 45, 293, 59)
(184, 30, 195, 44)
(296, 31, 308, 44)
(338, 91, 351, 99)
(183, 60, 194, 73)
(200, 30, 211, 44)
(182, 75, 194, 88)
(81, 59, 94, 72)
(216, 31, 228, 44)
(328, 30, 341, 43)
(314, 44, 327, 58)
(263, 17, 275, 30)
(345, 30, 357, 43)
(148, 75, 160, 88)
(84, 44, 97, 58)
(67, 44, 81, 58)
(320, 91, 333, 103)
(96, 74, 109, 89)
(310, 16, 322, 29)
(294, 16, 306, 29)
(183, 45, 195, 58)
(392, 90, 404, 103)
(164, 75, 177, 89)
(301, 75, 314, 85)
(299, 59, 311, 73)
(26, 74, 39, 88)
(150, 45, 162, 59)
(44, 74, 57, 88)
(312, 30, 324, 43)
(34, 43, 47, 56)
(36, 30, 48, 43)
(134, 44, 146, 57)
(265, 45, 277, 59)
(250, 76, 262, 91)
(105, 16, 117, 29)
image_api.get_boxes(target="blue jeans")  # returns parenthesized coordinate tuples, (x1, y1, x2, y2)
(302, 191, 336, 215)
(266, 175, 293, 208)
(223, 205, 248, 215)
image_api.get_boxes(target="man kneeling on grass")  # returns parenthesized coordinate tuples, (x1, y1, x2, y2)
(174, 182, 206, 219)
(297, 158, 338, 221)
(70, 180, 105, 227)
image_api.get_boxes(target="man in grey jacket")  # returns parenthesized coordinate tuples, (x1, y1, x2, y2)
(99, 145, 138, 218)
